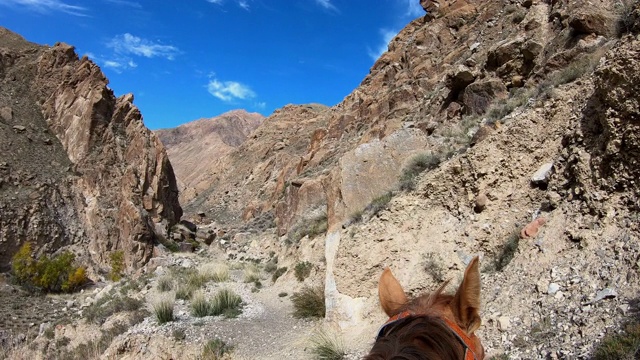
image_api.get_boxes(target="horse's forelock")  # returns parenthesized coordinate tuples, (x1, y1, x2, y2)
(365, 315, 465, 360)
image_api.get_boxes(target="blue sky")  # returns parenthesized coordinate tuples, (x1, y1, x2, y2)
(0, 0, 423, 129)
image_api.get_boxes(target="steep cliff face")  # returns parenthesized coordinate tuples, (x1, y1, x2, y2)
(0, 28, 181, 271)
(155, 110, 264, 205)
(186, 0, 627, 237)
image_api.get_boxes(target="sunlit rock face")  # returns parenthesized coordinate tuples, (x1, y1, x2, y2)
(0, 27, 181, 272)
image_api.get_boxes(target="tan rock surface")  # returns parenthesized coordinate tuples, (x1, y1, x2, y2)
(155, 110, 263, 205)
(0, 27, 181, 271)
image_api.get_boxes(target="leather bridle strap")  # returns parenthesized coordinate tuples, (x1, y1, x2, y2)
(376, 311, 477, 360)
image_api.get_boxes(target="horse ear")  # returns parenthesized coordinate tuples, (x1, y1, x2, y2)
(378, 267, 408, 317)
(451, 256, 482, 333)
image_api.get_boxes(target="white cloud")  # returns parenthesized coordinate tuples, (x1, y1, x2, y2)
(206, 0, 250, 10)
(368, 28, 398, 61)
(108, 33, 179, 60)
(401, 0, 424, 18)
(103, 0, 142, 8)
(85, 52, 137, 73)
(207, 77, 256, 102)
(0, 0, 87, 16)
(315, 0, 337, 12)
(254, 102, 266, 109)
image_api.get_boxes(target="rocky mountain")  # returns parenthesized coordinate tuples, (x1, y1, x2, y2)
(155, 110, 264, 205)
(0, 27, 182, 273)
(2, 1, 640, 359)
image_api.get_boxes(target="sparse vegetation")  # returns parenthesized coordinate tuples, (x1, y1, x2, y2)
(310, 329, 346, 360)
(152, 297, 175, 324)
(11, 242, 88, 293)
(399, 153, 443, 191)
(294, 261, 313, 282)
(190, 289, 243, 318)
(202, 338, 233, 360)
(191, 291, 212, 317)
(291, 286, 325, 319)
(157, 276, 173, 292)
(172, 328, 186, 341)
(422, 252, 445, 282)
(108, 250, 125, 281)
(494, 231, 520, 271)
(287, 213, 328, 244)
(210, 289, 243, 318)
(243, 263, 262, 284)
(593, 322, 640, 360)
(175, 283, 197, 300)
(615, 0, 639, 36)
(264, 256, 278, 273)
(272, 267, 287, 282)
(84, 293, 145, 324)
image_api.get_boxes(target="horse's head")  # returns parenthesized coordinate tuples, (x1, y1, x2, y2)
(366, 256, 484, 360)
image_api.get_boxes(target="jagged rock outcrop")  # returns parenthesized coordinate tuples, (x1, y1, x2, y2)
(155, 110, 263, 205)
(0, 27, 181, 272)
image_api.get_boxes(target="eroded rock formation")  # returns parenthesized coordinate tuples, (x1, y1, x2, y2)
(0, 28, 181, 272)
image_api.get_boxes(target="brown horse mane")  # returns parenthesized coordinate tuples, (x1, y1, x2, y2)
(365, 281, 467, 360)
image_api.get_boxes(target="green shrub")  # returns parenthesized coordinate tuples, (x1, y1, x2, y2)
(11, 242, 88, 293)
(423, 252, 445, 282)
(84, 294, 145, 324)
(272, 267, 287, 282)
(191, 291, 211, 318)
(157, 276, 173, 292)
(364, 192, 393, 216)
(264, 257, 278, 273)
(310, 329, 346, 360)
(494, 231, 520, 271)
(175, 283, 196, 300)
(243, 264, 261, 284)
(593, 322, 640, 360)
(294, 261, 313, 282)
(287, 213, 328, 244)
(202, 338, 233, 360)
(153, 298, 174, 324)
(291, 286, 325, 319)
(172, 328, 186, 341)
(399, 153, 442, 191)
(210, 289, 243, 318)
(108, 250, 125, 281)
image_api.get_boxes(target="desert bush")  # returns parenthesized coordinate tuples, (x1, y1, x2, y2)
(616, 0, 639, 36)
(175, 283, 196, 300)
(202, 338, 233, 360)
(264, 256, 278, 273)
(11, 242, 88, 293)
(365, 192, 394, 215)
(399, 153, 442, 191)
(157, 276, 173, 292)
(84, 294, 145, 324)
(294, 261, 313, 282)
(172, 328, 186, 341)
(210, 289, 243, 318)
(494, 231, 520, 271)
(200, 263, 230, 283)
(191, 291, 211, 318)
(310, 329, 346, 360)
(108, 250, 125, 281)
(593, 322, 640, 360)
(287, 213, 328, 244)
(243, 263, 261, 283)
(423, 252, 445, 282)
(272, 267, 287, 282)
(153, 297, 175, 324)
(292, 286, 325, 319)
